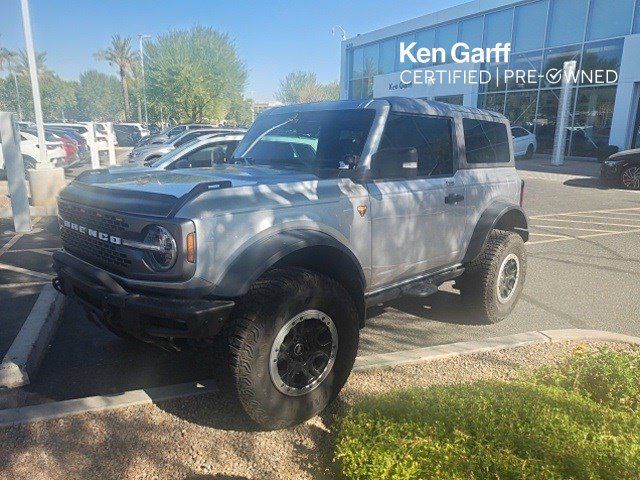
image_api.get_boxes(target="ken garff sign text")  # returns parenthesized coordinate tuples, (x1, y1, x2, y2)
(398, 42, 619, 87)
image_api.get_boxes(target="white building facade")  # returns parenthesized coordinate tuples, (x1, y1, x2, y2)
(340, 0, 640, 158)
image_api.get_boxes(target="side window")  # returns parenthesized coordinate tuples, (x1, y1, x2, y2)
(378, 113, 454, 177)
(463, 119, 511, 164)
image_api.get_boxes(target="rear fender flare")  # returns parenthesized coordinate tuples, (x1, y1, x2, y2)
(462, 203, 529, 264)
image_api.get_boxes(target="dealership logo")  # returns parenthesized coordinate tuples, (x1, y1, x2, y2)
(60, 218, 122, 245)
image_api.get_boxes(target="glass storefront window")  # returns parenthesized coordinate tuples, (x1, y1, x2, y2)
(363, 78, 374, 99)
(587, 0, 634, 41)
(478, 93, 506, 114)
(484, 8, 513, 48)
(505, 90, 538, 131)
(415, 29, 436, 68)
(481, 62, 508, 93)
(542, 45, 582, 88)
(396, 33, 416, 71)
(459, 16, 483, 48)
(363, 43, 379, 78)
(513, 0, 548, 52)
(350, 79, 363, 99)
(570, 86, 616, 157)
(508, 51, 543, 90)
(352, 47, 364, 80)
(379, 39, 396, 74)
(581, 39, 623, 85)
(436, 23, 458, 63)
(547, 0, 588, 47)
(534, 88, 577, 154)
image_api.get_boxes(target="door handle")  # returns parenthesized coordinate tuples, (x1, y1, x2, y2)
(445, 193, 464, 205)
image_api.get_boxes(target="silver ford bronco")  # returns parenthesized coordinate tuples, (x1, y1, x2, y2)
(53, 98, 528, 429)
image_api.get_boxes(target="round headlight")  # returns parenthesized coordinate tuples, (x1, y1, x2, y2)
(143, 225, 177, 271)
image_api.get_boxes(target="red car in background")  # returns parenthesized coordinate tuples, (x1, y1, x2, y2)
(58, 136, 78, 163)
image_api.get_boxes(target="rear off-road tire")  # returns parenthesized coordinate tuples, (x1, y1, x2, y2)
(457, 230, 526, 324)
(227, 267, 360, 429)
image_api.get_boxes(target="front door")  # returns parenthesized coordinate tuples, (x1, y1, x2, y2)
(367, 113, 467, 289)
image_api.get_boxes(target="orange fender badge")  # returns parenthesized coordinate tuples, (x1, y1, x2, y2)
(357, 205, 367, 217)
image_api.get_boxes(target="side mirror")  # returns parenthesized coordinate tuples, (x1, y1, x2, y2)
(370, 147, 418, 179)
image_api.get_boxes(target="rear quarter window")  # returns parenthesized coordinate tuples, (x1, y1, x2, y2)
(463, 119, 511, 164)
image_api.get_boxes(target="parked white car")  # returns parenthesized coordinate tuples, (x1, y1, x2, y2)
(127, 134, 243, 169)
(129, 128, 245, 164)
(0, 130, 65, 176)
(511, 126, 537, 159)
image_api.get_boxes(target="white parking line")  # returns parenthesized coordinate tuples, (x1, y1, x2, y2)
(527, 229, 640, 245)
(530, 207, 640, 219)
(531, 218, 640, 229)
(0, 262, 53, 281)
(528, 231, 569, 238)
(560, 213, 640, 223)
(531, 225, 620, 233)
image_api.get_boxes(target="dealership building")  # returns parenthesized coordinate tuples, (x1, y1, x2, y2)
(339, 0, 640, 158)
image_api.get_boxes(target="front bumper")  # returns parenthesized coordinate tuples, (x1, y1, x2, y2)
(601, 162, 621, 180)
(52, 250, 235, 342)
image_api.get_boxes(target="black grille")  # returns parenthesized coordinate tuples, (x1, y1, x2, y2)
(58, 200, 130, 234)
(60, 227, 132, 272)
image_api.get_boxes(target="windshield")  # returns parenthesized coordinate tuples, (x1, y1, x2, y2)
(232, 109, 375, 176)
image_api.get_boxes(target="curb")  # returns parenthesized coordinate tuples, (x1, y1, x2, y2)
(352, 329, 640, 371)
(0, 284, 65, 389)
(1, 328, 639, 427)
(0, 205, 57, 219)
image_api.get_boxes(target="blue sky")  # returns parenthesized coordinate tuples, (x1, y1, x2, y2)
(0, 0, 460, 101)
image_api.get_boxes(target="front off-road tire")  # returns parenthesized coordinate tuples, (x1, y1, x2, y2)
(228, 267, 360, 429)
(458, 230, 526, 324)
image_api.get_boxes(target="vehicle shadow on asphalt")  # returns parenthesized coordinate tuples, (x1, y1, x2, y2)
(368, 289, 483, 326)
(563, 178, 620, 190)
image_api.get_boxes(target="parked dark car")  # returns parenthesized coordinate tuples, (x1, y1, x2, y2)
(601, 148, 640, 190)
(113, 124, 142, 147)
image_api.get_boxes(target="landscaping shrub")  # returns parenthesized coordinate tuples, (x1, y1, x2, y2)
(334, 347, 640, 480)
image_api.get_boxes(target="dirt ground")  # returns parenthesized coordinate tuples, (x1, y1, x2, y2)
(0, 340, 631, 480)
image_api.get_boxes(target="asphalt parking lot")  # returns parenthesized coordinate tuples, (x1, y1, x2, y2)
(1, 160, 639, 408)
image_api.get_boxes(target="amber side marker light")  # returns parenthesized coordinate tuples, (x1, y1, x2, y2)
(186, 232, 196, 263)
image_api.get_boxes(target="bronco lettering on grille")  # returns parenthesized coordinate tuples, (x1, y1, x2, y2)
(61, 218, 122, 245)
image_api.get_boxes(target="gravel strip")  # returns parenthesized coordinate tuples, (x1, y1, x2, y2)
(0, 340, 633, 480)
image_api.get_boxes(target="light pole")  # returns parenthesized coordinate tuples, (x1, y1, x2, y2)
(19, 0, 47, 168)
(138, 34, 151, 125)
(331, 26, 347, 41)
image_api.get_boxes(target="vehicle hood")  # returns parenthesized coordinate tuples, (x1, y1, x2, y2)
(609, 148, 640, 161)
(70, 164, 320, 198)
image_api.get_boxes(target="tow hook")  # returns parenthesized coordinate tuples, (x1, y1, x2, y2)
(52, 277, 66, 295)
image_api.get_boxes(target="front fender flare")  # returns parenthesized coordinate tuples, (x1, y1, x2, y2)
(462, 203, 529, 264)
(211, 229, 366, 298)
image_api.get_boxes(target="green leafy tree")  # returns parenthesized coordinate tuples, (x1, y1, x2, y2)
(76, 70, 124, 120)
(2, 74, 77, 121)
(276, 71, 340, 104)
(94, 35, 136, 121)
(225, 94, 254, 126)
(145, 26, 247, 123)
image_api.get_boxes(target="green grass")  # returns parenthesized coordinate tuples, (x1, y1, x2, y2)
(334, 347, 640, 480)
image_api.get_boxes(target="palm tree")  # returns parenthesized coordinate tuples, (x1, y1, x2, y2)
(94, 35, 136, 121)
(15, 49, 51, 78)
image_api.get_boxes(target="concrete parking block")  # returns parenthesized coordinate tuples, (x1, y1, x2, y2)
(0, 284, 65, 389)
(0, 379, 217, 427)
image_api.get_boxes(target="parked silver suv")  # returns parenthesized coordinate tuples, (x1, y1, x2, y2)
(52, 98, 528, 429)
